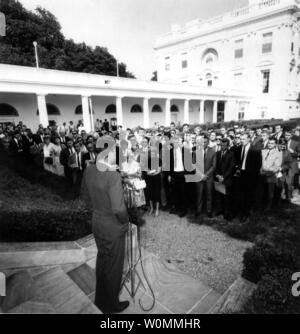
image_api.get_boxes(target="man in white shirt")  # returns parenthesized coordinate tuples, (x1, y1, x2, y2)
(170, 136, 187, 217)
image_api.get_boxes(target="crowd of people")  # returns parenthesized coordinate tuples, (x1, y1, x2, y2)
(0, 119, 300, 223)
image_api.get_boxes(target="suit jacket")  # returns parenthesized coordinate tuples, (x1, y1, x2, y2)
(10, 139, 24, 155)
(82, 151, 96, 170)
(192, 146, 216, 181)
(68, 151, 85, 170)
(34, 134, 44, 145)
(81, 165, 128, 239)
(236, 145, 262, 179)
(60, 147, 74, 167)
(215, 149, 235, 186)
(286, 139, 300, 173)
(170, 146, 191, 174)
(261, 148, 282, 183)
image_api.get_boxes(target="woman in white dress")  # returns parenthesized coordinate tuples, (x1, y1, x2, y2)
(43, 135, 56, 174)
(52, 136, 65, 176)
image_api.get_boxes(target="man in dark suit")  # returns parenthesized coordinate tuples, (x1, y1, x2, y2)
(236, 133, 262, 221)
(82, 142, 96, 170)
(81, 145, 129, 314)
(34, 129, 45, 145)
(69, 140, 85, 197)
(59, 137, 75, 181)
(285, 130, 300, 194)
(169, 135, 188, 217)
(194, 135, 216, 220)
(215, 138, 235, 220)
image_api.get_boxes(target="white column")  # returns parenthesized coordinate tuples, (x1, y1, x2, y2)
(165, 99, 171, 127)
(199, 100, 205, 124)
(143, 98, 150, 129)
(213, 100, 218, 124)
(183, 99, 189, 124)
(37, 94, 48, 128)
(81, 95, 92, 132)
(89, 97, 94, 132)
(116, 96, 123, 127)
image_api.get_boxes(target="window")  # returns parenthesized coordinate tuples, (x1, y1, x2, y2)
(207, 80, 213, 87)
(37, 104, 60, 116)
(182, 60, 188, 69)
(262, 32, 273, 54)
(206, 55, 213, 64)
(105, 104, 116, 114)
(238, 112, 245, 120)
(130, 104, 143, 113)
(75, 105, 82, 115)
(171, 105, 179, 112)
(165, 56, 170, 71)
(0, 103, 19, 116)
(152, 104, 162, 113)
(262, 70, 270, 93)
(234, 39, 243, 59)
(291, 42, 294, 53)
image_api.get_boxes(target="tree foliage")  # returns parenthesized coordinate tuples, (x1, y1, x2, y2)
(0, 0, 135, 78)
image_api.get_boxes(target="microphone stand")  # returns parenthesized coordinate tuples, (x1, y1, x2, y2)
(121, 183, 145, 302)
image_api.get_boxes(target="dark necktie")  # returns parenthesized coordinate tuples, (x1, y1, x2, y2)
(241, 147, 245, 164)
(77, 153, 81, 169)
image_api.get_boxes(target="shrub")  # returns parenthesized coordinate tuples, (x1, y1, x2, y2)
(0, 208, 92, 242)
(243, 268, 300, 314)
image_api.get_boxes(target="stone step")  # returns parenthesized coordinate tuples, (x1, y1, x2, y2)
(33, 266, 101, 314)
(208, 277, 256, 314)
(67, 263, 96, 297)
(0, 242, 86, 270)
(0, 270, 44, 313)
(7, 301, 56, 314)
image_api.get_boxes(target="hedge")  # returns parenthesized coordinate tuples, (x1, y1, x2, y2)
(0, 208, 92, 242)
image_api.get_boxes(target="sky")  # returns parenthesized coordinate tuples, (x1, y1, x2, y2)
(19, 0, 248, 80)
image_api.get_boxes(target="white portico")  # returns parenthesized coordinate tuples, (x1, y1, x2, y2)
(0, 64, 251, 131)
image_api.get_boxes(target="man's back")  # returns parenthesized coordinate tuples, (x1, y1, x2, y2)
(82, 165, 128, 237)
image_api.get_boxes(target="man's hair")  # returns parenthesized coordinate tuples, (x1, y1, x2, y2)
(221, 138, 230, 146)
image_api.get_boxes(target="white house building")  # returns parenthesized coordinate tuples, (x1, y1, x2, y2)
(0, 64, 250, 131)
(0, 0, 299, 131)
(155, 0, 300, 121)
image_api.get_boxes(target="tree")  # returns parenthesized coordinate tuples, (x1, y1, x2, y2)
(0, 0, 135, 78)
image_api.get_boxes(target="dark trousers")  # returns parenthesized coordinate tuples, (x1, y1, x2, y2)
(94, 234, 125, 310)
(264, 182, 276, 211)
(195, 180, 213, 214)
(171, 172, 186, 211)
(161, 171, 171, 207)
(238, 172, 257, 217)
(215, 183, 234, 217)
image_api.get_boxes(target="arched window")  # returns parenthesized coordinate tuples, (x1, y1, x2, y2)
(131, 104, 143, 113)
(37, 104, 60, 115)
(75, 104, 94, 115)
(152, 104, 162, 113)
(171, 105, 179, 112)
(105, 104, 116, 114)
(75, 105, 82, 115)
(0, 103, 19, 116)
(202, 48, 219, 65)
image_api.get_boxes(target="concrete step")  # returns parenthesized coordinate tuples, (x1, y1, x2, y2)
(33, 266, 101, 314)
(67, 263, 96, 297)
(208, 277, 256, 314)
(7, 301, 56, 314)
(0, 242, 86, 270)
(0, 270, 44, 312)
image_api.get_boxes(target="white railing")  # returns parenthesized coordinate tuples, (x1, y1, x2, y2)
(155, 0, 299, 47)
